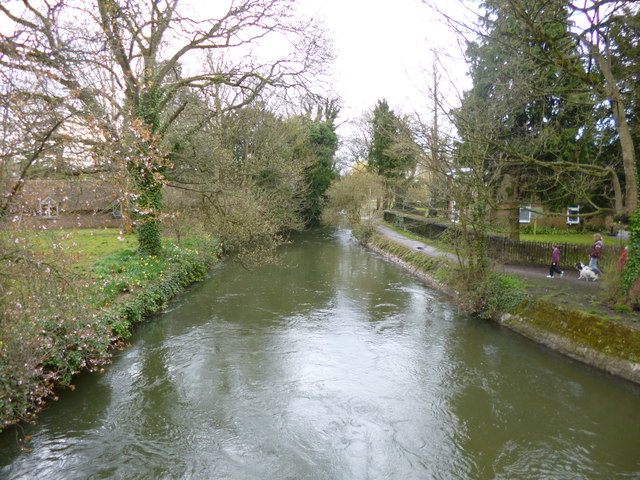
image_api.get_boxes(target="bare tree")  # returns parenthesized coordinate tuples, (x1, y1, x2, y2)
(0, 0, 331, 254)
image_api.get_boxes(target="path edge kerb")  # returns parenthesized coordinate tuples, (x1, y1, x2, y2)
(366, 231, 640, 386)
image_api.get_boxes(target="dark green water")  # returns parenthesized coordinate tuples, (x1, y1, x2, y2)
(1, 228, 639, 479)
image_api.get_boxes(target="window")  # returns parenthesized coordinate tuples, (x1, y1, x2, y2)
(39, 197, 58, 218)
(112, 201, 123, 219)
(450, 200, 459, 224)
(567, 206, 580, 225)
(519, 205, 532, 224)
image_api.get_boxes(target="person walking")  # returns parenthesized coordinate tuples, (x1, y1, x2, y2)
(589, 233, 604, 275)
(547, 243, 564, 278)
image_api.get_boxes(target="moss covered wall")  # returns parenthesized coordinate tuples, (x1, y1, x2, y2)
(500, 302, 640, 384)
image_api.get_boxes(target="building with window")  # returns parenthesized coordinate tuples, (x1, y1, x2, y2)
(4, 178, 126, 229)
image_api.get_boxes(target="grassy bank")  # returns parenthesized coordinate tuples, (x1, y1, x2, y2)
(0, 231, 222, 431)
(367, 233, 529, 320)
(520, 232, 625, 245)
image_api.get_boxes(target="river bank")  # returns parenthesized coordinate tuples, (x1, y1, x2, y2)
(366, 228, 640, 385)
(0, 238, 222, 432)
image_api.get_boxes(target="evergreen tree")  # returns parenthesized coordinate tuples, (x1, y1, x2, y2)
(367, 99, 417, 208)
(502, 0, 638, 215)
(368, 100, 399, 177)
(301, 121, 339, 226)
(455, 0, 600, 240)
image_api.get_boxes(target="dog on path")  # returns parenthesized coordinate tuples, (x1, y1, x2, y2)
(576, 262, 599, 281)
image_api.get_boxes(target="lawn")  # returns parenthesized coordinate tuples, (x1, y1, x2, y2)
(1, 228, 137, 274)
(520, 232, 626, 246)
(384, 220, 626, 249)
(40, 228, 138, 273)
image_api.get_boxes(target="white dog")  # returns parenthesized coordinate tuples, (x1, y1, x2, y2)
(576, 262, 599, 281)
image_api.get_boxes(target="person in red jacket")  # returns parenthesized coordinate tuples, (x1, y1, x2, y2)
(547, 243, 564, 278)
(617, 245, 629, 272)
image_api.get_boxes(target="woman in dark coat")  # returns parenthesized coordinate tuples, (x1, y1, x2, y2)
(547, 244, 563, 278)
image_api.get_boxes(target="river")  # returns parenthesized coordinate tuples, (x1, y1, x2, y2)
(1, 228, 639, 479)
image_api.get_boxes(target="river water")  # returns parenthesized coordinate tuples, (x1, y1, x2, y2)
(1, 228, 639, 479)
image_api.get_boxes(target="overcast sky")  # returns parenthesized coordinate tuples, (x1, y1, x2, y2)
(182, 0, 474, 139)
(297, 0, 472, 123)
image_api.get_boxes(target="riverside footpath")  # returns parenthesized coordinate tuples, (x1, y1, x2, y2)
(376, 224, 635, 324)
(376, 224, 640, 338)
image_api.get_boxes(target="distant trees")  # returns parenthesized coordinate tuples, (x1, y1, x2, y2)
(366, 99, 419, 208)
(165, 103, 315, 264)
(157, 88, 341, 263)
(296, 97, 341, 226)
(323, 170, 385, 227)
(299, 121, 339, 226)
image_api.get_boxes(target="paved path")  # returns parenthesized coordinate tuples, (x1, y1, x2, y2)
(377, 224, 599, 287)
(376, 224, 457, 262)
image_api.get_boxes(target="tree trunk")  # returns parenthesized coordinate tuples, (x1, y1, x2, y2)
(596, 51, 638, 215)
(608, 167, 624, 215)
(501, 173, 521, 241)
(507, 206, 520, 241)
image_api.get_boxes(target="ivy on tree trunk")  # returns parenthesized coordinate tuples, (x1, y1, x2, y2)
(622, 208, 640, 295)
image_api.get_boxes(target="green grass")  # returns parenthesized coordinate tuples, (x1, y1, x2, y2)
(384, 218, 629, 256)
(58, 228, 138, 264)
(519, 233, 626, 245)
(38, 228, 139, 275)
(1, 228, 138, 277)
(89, 239, 214, 307)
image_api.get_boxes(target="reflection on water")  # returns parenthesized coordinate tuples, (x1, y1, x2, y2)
(1, 228, 639, 479)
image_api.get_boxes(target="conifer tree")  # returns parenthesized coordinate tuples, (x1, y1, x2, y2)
(367, 99, 417, 208)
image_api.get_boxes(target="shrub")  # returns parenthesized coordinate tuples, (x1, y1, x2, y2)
(613, 304, 633, 314)
(480, 274, 530, 319)
(622, 209, 640, 295)
(352, 221, 377, 243)
(369, 234, 529, 319)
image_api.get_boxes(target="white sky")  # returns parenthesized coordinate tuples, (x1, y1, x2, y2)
(166, 0, 474, 140)
(297, 0, 472, 123)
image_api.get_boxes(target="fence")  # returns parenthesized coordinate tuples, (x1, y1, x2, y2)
(383, 210, 449, 239)
(384, 210, 623, 272)
(487, 236, 623, 271)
